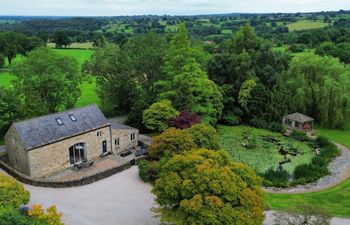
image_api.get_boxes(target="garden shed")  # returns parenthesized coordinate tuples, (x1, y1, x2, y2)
(282, 113, 314, 130)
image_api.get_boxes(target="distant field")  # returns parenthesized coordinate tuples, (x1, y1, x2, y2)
(52, 48, 94, 66)
(287, 20, 328, 31)
(47, 42, 94, 49)
(316, 126, 350, 149)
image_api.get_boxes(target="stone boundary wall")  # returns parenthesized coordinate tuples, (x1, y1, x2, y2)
(0, 156, 147, 188)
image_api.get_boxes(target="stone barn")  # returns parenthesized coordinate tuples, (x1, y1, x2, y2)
(5, 105, 139, 178)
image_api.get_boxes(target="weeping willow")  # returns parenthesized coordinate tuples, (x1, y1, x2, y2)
(285, 53, 350, 129)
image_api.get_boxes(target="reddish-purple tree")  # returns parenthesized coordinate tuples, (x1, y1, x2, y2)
(170, 111, 201, 129)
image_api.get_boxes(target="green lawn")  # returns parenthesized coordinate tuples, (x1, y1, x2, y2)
(52, 48, 94, 66)
(267, 178, 350, 218)
(218, 125, 315, 174)
(316, 126, 350, 148)
(76, 76, 100, 107)
(287, 20, 328, 31)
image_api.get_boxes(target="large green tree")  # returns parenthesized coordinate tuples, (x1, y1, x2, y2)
(286, 53, 350, 128)
(153, 149, 265, 225)
(0, 87, 21, 135)
(208, 25, 290, 119)
(13, 47, 81, 117)
(158, 25, 223, 124)
(86, 43, 137, 115)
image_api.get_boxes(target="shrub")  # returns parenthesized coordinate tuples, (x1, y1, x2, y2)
(250, 117, 268, 129)
(0, 207, 48, 225)
(262, 168, 290, 188)
(220, 113, 240, 125)
(320, 143, 341, 162)
(293, 163, 329, 184)
(250, 117, 285, 133)
(186, 123, 220, 150)
(148, 128, 197, 159)
(28, 204, 64, 225)
(291, 130, 308, 141)
(138, 160, 163, 183)
(170, 111, 201, 129)
(316, 136, 332, 147)
(143, 100, 179, 132)
(0, 173, 30, 209)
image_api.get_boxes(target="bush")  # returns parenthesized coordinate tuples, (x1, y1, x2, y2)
(170, 111, 201, 129)
(148, 128, 197, 159)
(0, 174, 30, 209)
(143, 100, 179, 132)
(220, 113, 240, 125)
(28, 204, 64, 225)
(138, 160, 162, 183)
(320, 144, 341, 162)
(291, 130, 308, 141)
(0, 207, 48, 225)
(262, 168, 290, 188)
(186, 123, 220, 150)
(316, 136, 332, 147)
(250, 117, 285, 133)
(293, 163, 329, 184)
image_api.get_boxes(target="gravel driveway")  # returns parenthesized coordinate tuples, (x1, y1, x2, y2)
(22, 166, 160, 225)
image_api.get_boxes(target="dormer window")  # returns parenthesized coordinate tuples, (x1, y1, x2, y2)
(69, 115, 77, 122)
(56, 118, 64, 125)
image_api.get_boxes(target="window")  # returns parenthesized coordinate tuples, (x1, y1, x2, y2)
(97, 131, 102, 137)
(130, 133, 136, 141)
(56, 118, 63, 125)
(115, 138, 120, 147)
(69, 115, 77, 122)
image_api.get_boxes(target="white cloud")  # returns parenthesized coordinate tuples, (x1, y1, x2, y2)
(0, 0, 349, 16)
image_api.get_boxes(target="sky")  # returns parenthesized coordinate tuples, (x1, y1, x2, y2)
(0, 0, 349, 16)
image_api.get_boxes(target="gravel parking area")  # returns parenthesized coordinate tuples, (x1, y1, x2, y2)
(22, 166, 160, 225)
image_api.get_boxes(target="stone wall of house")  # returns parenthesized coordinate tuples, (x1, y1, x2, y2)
(28, 126, 112, 178)
(111, 128, 139, 154)
(5, 125, 30, 175)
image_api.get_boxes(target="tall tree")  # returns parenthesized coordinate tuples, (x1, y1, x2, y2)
(13, 47, 81, 117)
(87, 43, 137, 115)
(53, 30, 71, 48)
(159, 25, 222, 124)
(286, 53, 350, 128)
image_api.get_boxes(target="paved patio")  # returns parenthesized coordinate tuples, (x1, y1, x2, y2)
(46, 153, 136, 182)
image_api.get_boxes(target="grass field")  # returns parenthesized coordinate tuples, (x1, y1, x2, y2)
(47, 42, 94, 49)
(316, 126, 350, 149)
(267, 178, 350, 218)
(218, 125, 315, 174)
(287, 20, 328, 31)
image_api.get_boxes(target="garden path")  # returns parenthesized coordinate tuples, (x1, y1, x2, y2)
(265, 143, 350, 194)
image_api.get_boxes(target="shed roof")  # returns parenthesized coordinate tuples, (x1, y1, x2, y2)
(12, 105, 110, 150)
(283, 113, 314, 123)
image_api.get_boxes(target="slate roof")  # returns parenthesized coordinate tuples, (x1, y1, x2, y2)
(283, 113, 314, 123)
(111, 122, 138, 131)
(13, 105, 110, 151)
